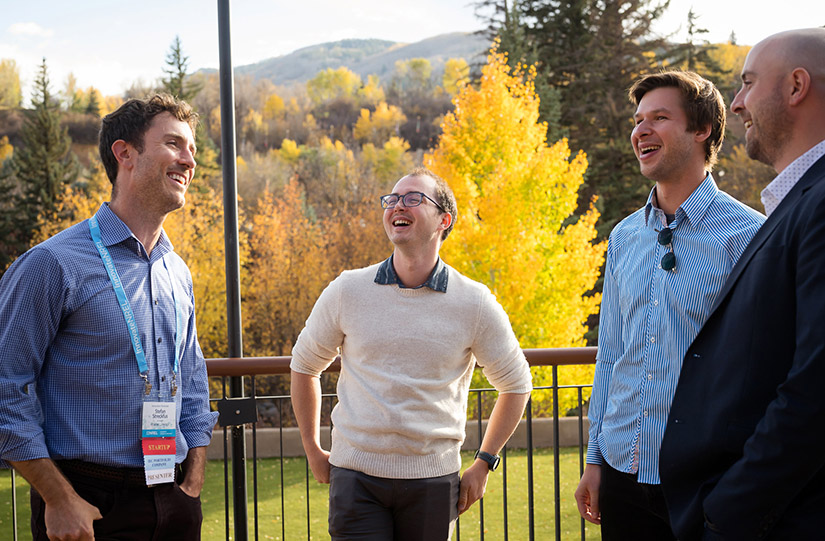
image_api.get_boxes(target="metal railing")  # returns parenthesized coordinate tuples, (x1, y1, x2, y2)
(207, 347, 597, 540)
(2, 347, 596, 540)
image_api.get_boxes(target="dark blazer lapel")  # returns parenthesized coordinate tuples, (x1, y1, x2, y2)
(707, 154, 825, 314)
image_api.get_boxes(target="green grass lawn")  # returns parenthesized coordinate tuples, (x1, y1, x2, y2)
(1, 448, 600, 540)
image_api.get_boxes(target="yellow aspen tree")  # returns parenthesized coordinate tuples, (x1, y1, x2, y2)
(0, 135, 12, 163)
(442, 58, 470, 96)
(323, 194, 392, 277)
(426, 43, 606, 414)
(243, 180, 331, 356)
(357, 75, 386, 107)
(353, 102, 407, 146)
(164, 183, 235, 358)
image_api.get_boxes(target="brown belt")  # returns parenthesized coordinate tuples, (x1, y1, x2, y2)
(56, 460, 171, 488)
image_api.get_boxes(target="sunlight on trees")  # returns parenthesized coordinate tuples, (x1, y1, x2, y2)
(427, 43, 606, 414)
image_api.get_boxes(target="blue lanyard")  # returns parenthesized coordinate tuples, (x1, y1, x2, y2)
(89, 216, 181, 395)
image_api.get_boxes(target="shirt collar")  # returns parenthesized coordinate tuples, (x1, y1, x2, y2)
(93, 203, 174, 259)
(761, 138, 825, 216)
(374, 254, 449, 292)
(644, 173, 719, 230)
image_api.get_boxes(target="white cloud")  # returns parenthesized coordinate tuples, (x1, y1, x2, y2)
(8, 22, 54, 38)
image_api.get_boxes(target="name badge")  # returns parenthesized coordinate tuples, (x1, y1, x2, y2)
(142, 400, 176, 485)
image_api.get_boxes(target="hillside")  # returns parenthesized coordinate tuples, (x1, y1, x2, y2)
(209, 32, 490, 85)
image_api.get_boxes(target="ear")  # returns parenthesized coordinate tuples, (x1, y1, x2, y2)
(788, 67, 811, 106)
(111, 140, 135, 171)
(439, 212, 453, 231)
(694, 122, 712, 144)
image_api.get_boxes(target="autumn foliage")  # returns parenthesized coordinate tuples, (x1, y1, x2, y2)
(427, 43, 606, 414)
(21, 42, 617, 418)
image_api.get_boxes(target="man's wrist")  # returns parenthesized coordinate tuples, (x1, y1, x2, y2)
(474, 450, 501, 471)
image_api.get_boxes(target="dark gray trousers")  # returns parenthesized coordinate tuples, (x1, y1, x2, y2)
(329, 465, 460, 541)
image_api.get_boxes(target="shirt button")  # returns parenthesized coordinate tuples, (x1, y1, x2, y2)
(154, 299, 159, 305)
(650, 336, 656, 343)
(648, 373, 653, 380)
(643, 410, 649, 417)
(653, 300, 659, 306)
(157, 337, 162, 344)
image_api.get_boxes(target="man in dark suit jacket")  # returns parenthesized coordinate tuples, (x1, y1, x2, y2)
(660, 28, 825, 540)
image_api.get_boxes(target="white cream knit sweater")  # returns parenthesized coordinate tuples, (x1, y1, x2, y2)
(291, 262, 532, 479)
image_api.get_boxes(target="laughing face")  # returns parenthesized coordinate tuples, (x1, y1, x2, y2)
(130, 112, 197, 215)
(382, 174, 447, 250)
(731, 41, 793, 170)
(631, 86, 703, 184)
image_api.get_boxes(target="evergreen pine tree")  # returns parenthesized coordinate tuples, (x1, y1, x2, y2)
(85, 88, 101, 117)
(162, 36, 203, 102)
(478, 0, 670, 233)
(2, 58, 78, 272)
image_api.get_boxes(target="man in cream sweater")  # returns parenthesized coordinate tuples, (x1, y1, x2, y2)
(291, 167, 532, 540)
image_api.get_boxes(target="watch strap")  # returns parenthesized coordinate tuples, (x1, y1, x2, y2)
(474, 450, 501, 471)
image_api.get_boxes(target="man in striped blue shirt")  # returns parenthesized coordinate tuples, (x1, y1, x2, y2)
(0, 94, 218, 540)
(574, 71, 764, 539)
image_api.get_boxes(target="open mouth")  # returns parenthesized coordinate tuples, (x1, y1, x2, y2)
(744, 120, 753, 129)
(392, 218, 411, 227)
(640, 145, 661, 156)
(168, 172, 187, 185)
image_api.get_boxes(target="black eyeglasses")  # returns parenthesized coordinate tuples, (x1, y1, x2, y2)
(380, 192, 445, 212)
(657, 228, 676, 271)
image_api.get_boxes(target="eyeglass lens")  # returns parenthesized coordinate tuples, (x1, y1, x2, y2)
(381, 192, 424, 209)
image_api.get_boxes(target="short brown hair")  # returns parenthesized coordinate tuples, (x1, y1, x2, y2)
(629, 70, 726, 170)
(408, 167, 457, 241)
(99, 93, 198, 184)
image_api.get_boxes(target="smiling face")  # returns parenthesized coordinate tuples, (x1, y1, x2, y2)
(631, 86, 707, 184)
(128, 112, 197, 215)
(731, 41, 793, 170)
(382, 174, 448, 251)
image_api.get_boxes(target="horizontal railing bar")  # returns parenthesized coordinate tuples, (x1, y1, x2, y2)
(206, 347, 597, 377)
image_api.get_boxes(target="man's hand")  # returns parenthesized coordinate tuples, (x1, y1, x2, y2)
(306, 447, 331, 484)
(44, 492, 102, 541)
(458, 460, 490, 514)
(179, 446, 208, 498)
(574, 464, 601, 524)
(10, 458, 102, 540)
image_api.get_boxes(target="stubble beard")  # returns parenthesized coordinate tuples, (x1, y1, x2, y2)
(745, 89, 792, 169)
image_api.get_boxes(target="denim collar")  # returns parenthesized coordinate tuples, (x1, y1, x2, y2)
(374, 254, 449, 292)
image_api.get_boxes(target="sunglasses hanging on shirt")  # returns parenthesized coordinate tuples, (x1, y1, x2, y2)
(657, 227, 676, 272)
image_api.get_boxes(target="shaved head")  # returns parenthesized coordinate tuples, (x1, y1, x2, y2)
(732, 28, 825, 171)
(753, 28, 825, 85)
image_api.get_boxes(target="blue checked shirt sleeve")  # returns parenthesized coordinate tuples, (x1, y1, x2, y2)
(0, 248, 65, 465)
(586, 239, 622, 465)
(176, 269, 218, 450)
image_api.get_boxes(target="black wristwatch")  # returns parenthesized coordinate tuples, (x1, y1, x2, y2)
(474, 450, 501, 471)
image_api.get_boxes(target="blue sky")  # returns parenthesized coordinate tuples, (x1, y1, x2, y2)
(1, 0, 821, 101)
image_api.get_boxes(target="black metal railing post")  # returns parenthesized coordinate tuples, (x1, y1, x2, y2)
(217, 1, 247, 539)
(526, 396, 535, 541)
(552, 365, 561, 541)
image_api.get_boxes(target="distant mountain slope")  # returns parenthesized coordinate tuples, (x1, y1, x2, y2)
(225, 32, 490, 85)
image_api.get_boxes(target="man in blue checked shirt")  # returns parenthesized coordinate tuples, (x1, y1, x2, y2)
(0, 94, 218, 540)
(574, 71, 764, 540)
